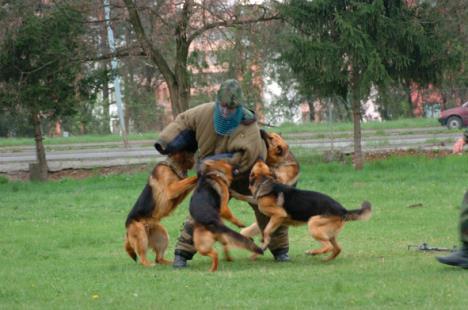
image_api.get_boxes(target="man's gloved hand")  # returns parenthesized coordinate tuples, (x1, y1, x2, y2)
(154, 129, 197, 155)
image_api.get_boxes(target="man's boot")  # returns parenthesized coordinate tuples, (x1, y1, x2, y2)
(437, 191, 468, 269)
(272, 248, 290, 262)
(436, 244, 468, 269)
(173, 255, 187, 268)
(173, 250, 193, 269)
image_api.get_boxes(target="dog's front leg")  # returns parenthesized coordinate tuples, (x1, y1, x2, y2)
(220, 186, 245, 228)
(166, 176, 198, 199)
(261, 216, 286, 251)
(229, 190, 257, 205)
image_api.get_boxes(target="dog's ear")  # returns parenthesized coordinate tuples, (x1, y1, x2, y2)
(260, 129, 270, 147)
(197, 159, 211, 175)
(275, 145, 284, 156)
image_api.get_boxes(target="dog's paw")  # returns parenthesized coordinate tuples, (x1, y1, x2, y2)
(250, 253, 259, 261)
(156, 258, 173, 265)
(231, 219, 246, 228)
(305, 250, 319, 256)
(141, 262, 156, 267)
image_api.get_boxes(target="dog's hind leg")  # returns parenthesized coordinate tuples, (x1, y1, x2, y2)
(218, 234, 233, 262)
(307, 216, 343, 261)
(206, 249, 219, 272)
(194, 227, 219, 272)
(324, 237, 341, 261)
(305, 240, 332, 256)
(124, 234, 137, 262)
(306, 216, 333, 256)
(128, 222, 154, 267)
(150, 223, 171, 265)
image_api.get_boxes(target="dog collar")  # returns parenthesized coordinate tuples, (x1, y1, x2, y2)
(158, 159, 187, 179)
(205, 171, 230, 186)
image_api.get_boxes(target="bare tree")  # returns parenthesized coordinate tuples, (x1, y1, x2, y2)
(121, 0, 279, 117)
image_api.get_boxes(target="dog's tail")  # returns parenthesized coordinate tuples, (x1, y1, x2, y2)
(344, 201, 372, 221)
(207, 222, 264, 255)
(124, 234, 137, 262)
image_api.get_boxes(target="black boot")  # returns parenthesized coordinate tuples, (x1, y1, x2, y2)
(436, 244, 468, 269)
(173, 255, 187, 268)
(173, 250, 193, 269)
(272, 248, 290, 262)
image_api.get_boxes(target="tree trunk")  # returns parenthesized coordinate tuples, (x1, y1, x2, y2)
(171, 3, 191, 117)
(351, 83, 364, 170)
(99, 1, 111, 134)
(406, 81, 417, 117)
(32, 113, 48, 181)
(101, 69, 111, 133)
(352, 103, 363, 170)
(168, 75, 190, 117)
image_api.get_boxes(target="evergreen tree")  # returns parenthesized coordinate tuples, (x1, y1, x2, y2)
(279, 0, 462, 169)
(0, 4, 102, 180)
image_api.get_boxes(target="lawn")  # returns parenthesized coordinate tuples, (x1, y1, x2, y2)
(0, 117, 449, 147)
(1, 153, 467, 309)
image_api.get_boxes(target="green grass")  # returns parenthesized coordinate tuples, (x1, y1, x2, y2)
(0, 117, 444, 147)
(1, 154, 467, 309)
(275, 117, 440, 134)
(0, 132, 158, 147)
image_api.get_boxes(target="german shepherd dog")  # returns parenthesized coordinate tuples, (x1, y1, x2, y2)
(124, 151, 197, 267)
(260, 129, 300, 186)
(239, 130, 300, 238)
(245, 159, 371, 261)
(190, 160, 263, 272)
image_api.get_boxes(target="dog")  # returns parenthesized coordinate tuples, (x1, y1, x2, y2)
(238, 130, 300, 238)
(260, 129, 300, 186)
(124, 150, 197, 267)
(190, 160, 263, 272)
(244, 159, 371, 261)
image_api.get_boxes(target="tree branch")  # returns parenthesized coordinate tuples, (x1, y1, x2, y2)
(187, 11, 281, 44)
(81, 48, 146, 62)
(122, 0, 176, 86)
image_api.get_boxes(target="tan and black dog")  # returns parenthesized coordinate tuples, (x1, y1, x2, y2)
(244, 159, 371, 261)
(239, 130, 300, 238)
(260, 129, 300, 186)
(190, 160, 263, 272)
(124, 151, 197, 267)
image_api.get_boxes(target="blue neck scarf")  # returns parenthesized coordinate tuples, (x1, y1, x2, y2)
(213, 102, 243, 136)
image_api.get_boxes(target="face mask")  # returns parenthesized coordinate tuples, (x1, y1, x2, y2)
(213, 102, 243, 135)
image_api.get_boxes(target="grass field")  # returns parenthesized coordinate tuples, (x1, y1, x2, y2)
(274, 117, 440, 134)
(0, 117, 446, 147)
(1, 153, 467, 309)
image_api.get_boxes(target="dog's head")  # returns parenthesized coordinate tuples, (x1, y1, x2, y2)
(260, 130, 289, 164)
(249, 158, 273, 193)
(199, 159, 234, 187)
(169, 151, 196, 171)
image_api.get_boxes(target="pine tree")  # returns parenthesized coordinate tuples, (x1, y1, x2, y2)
(0, 4, 102, 180)
(279, 0, 462, 169)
